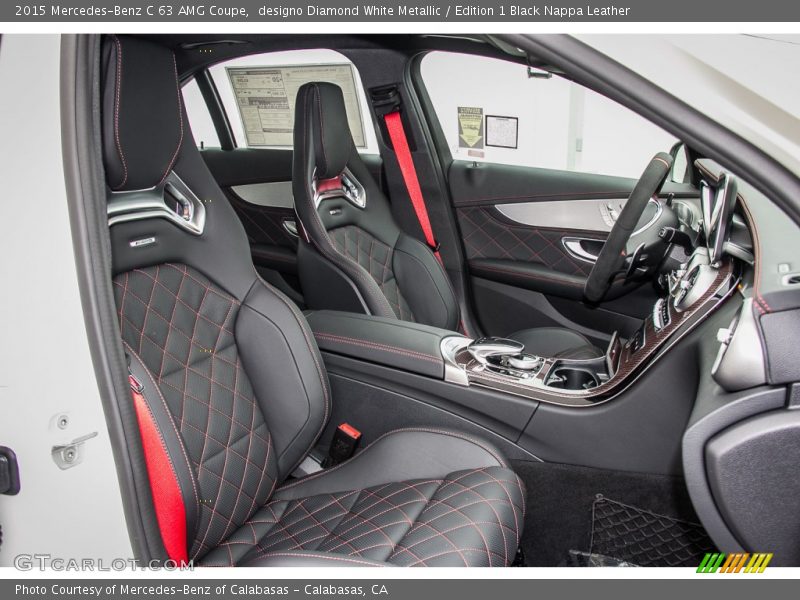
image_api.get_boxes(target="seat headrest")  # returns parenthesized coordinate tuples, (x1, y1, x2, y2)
(294, 82, 355, 180)
(101, 35, 184, 192)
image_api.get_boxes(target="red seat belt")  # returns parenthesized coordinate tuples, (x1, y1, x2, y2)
(384, 111, 442, 263)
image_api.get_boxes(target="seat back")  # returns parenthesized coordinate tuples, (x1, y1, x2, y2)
(292, 82, 460, 331)
(102, 36, 330, 561)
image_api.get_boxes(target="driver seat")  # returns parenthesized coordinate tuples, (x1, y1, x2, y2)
(293, 82, 602, 360)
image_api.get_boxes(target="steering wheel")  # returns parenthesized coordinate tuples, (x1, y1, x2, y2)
(584, 152, 674, 303)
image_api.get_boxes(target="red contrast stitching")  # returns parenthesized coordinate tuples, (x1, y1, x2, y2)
(158, 52, 184, 185)
(248, 551, 387, 567)
(111, 35, 128, 190)
(314, 332, 441, 364)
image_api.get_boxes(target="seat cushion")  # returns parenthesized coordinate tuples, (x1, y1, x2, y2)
(509, 327, 604, 360)
(199, 429, 525, 567)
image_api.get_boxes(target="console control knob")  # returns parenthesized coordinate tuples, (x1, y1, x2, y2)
(467, 337, 525, 365)
(506, 354, 543, 371)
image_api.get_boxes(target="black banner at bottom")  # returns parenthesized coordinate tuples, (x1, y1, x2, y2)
(3, 579, 799, 600)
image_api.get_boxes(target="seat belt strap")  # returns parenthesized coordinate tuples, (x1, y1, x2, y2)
(383, 111, 442, 263)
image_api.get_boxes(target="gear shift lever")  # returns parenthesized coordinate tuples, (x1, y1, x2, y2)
(467, 337, 525, 365)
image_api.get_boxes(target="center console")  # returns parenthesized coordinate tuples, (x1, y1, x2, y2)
(441, 248, 736, 406)
(307, 248, 736, 409)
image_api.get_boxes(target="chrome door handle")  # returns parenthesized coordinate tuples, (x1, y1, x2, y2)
(562, 237, 602, 263)
(467, 337, 524, 365)
(282, 218, 299, 238)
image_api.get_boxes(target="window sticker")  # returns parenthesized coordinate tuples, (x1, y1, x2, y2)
(486, 115, 519, 149)
(457, 106, 484, 149)
(226, 63, 366, 147)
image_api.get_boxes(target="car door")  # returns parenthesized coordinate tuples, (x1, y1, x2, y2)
(418, 51, 699, 344)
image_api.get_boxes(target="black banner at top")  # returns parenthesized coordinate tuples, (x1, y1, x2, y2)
(4, 0, 800, 22)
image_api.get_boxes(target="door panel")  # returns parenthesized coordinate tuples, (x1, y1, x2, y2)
(201, 148, 302, 302)
(447, 160, 697, 342)
(458, 205, 604, 278)
(201, 148, 385, 306)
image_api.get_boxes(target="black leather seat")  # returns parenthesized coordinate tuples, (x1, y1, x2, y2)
(292, 82, 602, 360)
(103, 36, 524, 567)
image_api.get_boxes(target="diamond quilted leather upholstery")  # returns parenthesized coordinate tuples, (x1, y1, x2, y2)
(328, 225, 415, 322)
(458, 206, 605, 277)
(104, 36, 525, 567)
(113, 263, 525, 566)
(201, 467, 524, 567)
(114, 264, 279, 558)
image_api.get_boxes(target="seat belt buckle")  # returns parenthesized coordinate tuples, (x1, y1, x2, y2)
(323, 423, 361, 468)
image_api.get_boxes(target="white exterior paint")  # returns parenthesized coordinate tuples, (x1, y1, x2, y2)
(0, 34, 132, 565)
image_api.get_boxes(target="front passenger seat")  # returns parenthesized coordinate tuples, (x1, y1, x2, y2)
(292, 82, 602, 360)
(103, 36, 525, 567)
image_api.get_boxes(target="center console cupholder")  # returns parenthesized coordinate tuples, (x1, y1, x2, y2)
(546, 364, 602, 390)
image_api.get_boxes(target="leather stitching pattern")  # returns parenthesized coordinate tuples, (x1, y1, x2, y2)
(114, 263, 278, 560)
(314, 332, 441, 364)
(110, 34, 128, 190)
(158, 52, 185, 186)
(458, 206, 602, 277)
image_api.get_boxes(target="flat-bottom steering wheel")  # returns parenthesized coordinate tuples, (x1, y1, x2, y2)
(584, 152, 674, 303)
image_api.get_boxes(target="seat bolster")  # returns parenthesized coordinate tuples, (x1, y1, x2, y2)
(237, 277, 331, 480)
(274, 428, 508, 501)
(392, 234, 460, 331)
(242, 551, 391, 568)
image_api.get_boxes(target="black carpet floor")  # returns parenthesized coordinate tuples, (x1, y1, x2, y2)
(512, 460, 703, 567)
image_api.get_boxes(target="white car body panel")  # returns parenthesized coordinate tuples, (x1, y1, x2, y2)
(0, 34, 132, 565)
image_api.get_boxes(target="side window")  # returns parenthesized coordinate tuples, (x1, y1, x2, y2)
(181, 78, 221, 149)
(420, 51, 678, 179)
(204, 49, 379, 152)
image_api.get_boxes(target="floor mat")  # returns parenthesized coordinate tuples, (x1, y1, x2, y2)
(511, 460, 715, 567)
(590, 495, 716, 567)
(562, 549, 638, 567)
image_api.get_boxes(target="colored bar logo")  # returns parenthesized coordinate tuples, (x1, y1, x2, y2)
(697, 552, 773, 573)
